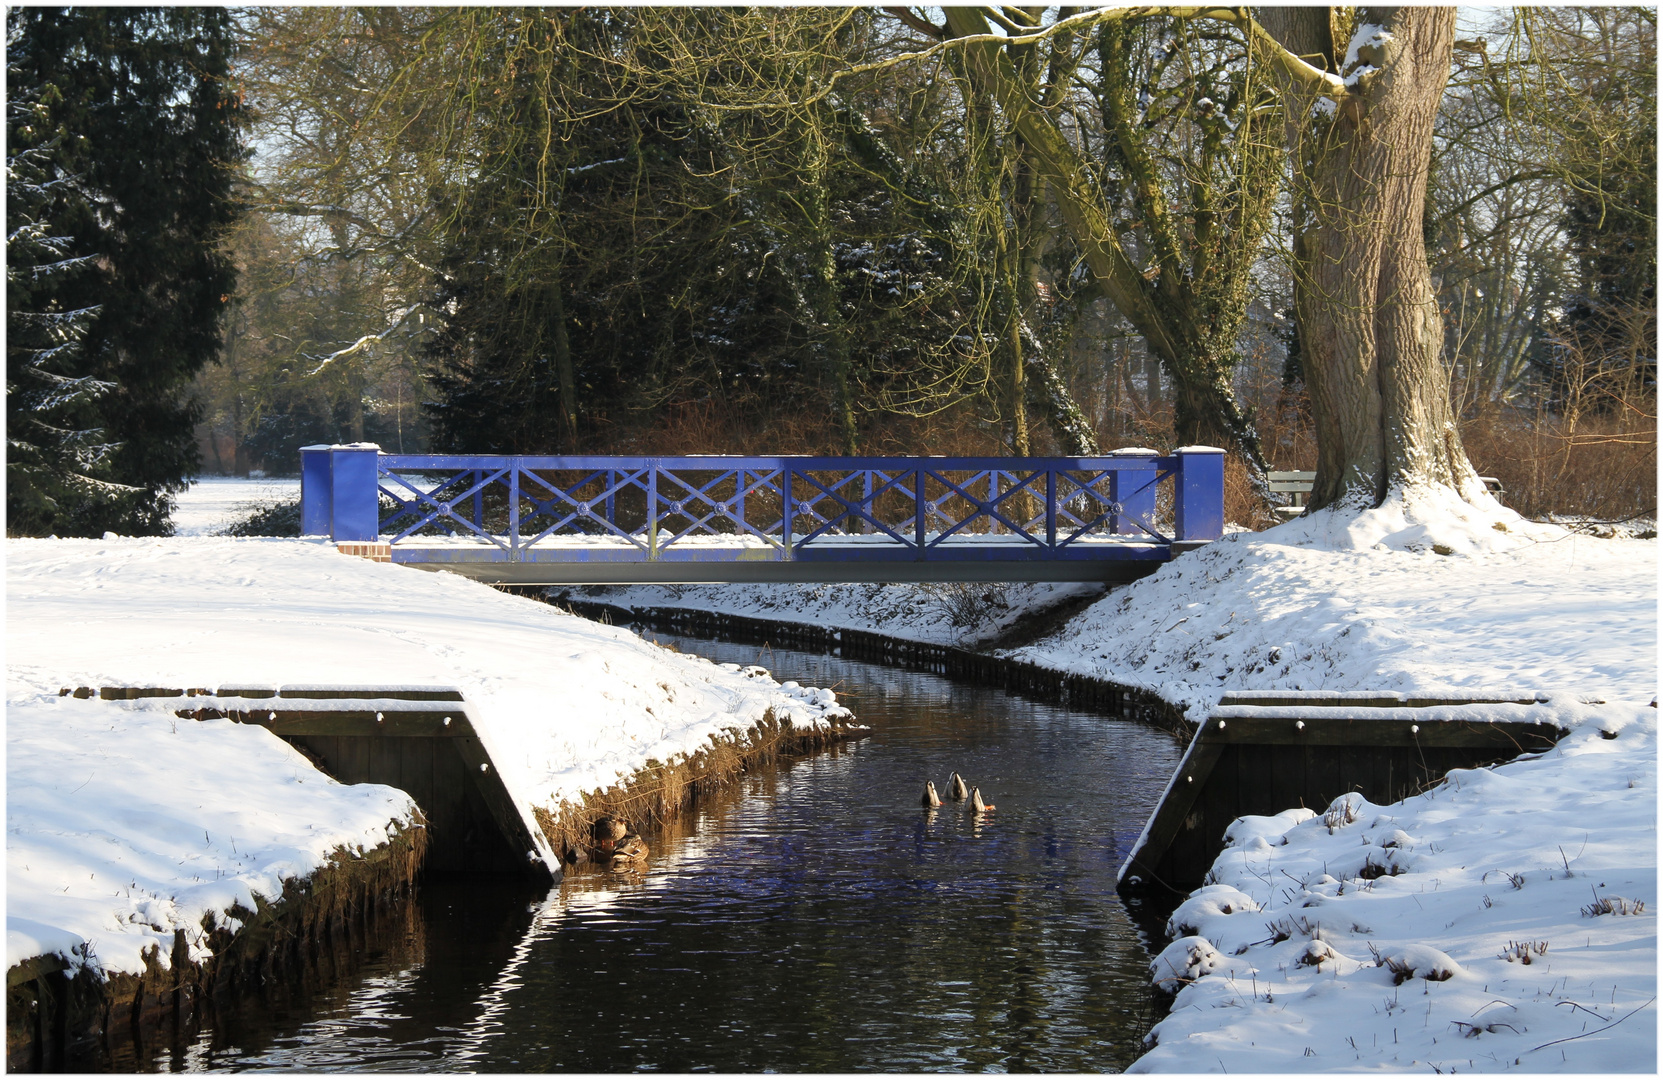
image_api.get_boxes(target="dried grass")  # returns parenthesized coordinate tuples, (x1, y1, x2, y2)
(594, 367, 1657, 532)
(1461, 403, 1657, 524)
(1357, 854, 1406, 880)
(1323, 795, 1363, 832)
(532, 709, 863, 862)
(1499, 939, 1550, 965)
(1582, 894, 1646, 917)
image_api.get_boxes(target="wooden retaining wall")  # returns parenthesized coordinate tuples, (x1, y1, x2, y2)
(547, 596, 1192, 737)
(62, 685, 554, 880)
(1118, 692, 1566, 898)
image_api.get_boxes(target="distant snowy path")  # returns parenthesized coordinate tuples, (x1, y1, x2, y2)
(170, 475, 299, 536)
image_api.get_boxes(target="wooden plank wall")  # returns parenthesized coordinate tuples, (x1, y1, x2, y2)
(62, 685, 551, 881)
(1121, 700, 1563, 899)
(288, 732, 525, 875)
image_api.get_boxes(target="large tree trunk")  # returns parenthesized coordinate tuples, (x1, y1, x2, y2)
(1260, 7, 1486, 511)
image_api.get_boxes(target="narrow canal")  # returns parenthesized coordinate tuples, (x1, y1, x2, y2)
(138, 633, 1185, 1072)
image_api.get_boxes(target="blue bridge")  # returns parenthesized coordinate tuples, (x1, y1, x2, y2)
(299, 445, 1225, 584)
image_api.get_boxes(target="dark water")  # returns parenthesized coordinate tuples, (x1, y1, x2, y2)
(144, 636, 1183, 1072)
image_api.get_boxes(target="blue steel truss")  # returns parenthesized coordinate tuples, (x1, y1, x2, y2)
(300, 447, 1225, 582)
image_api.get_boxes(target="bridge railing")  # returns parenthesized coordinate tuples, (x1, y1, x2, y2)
(299, 446, 1224, 563)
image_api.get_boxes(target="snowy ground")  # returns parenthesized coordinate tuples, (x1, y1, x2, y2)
(563, 579, 1106, 648)
(6, 537, 848, 982)
(1137, 701, 1655, 1073)
(1005, 494, 1654, 720)
(570, 489, 1658, 1072)
(8, 696, 419, 980)
(170, 475, 300, 536)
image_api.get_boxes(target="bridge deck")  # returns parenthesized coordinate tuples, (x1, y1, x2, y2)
(396, 535, 1181, 584)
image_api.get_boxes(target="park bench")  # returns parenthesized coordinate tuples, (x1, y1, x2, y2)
(1268, 470, 1504, 518)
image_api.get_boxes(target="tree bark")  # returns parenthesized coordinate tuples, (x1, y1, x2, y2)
(1260, 6, 1486, 510)
(547, 279, 578, 449)
(941, 7, 1273, 466)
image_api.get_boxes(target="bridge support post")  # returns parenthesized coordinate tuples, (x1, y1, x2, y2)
(1173, 445, 1225, 544)
(1045, 469, 1058, 548)
(913, 466, 927, 555)
(300, 443, 382, 543)
(647, 461, 659, 558)
(508, 465, 521, 558)
(861, 470, 873, 535)
(781, 466, 794, 557)
(300, 446, 332, 536)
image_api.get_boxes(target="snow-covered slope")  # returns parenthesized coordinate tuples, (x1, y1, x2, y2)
(1010, 493, 1654, 721)
(1130, 698, 1649, 1071)
(1133, 702, 1655, 1073)
(7, 694, 419, 978)
(1047, 495, 1657, 1072)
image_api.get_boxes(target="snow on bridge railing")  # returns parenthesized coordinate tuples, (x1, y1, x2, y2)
(299, 446, 1224, 567)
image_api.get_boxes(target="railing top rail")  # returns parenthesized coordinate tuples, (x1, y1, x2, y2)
(377, 453, 1179, 470)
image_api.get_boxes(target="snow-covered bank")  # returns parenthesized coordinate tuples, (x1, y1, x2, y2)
(1006, 499, 1654, 721)
(1104, 499, 1656, 1072)
(560, 492, 1657, 1072)
(1134, 699, 1655, 1073)
(564, 580, 1105, 649)
(7, 694, 419, 979)
(6, 537, 850, 981)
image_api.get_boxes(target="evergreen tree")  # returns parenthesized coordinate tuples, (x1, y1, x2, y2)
(6, 8, 244, 535)
(5, 73, 132, 530)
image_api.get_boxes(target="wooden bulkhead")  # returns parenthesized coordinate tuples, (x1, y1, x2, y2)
(1119, 691, 1564, 898)
(62, 685, 555, 882)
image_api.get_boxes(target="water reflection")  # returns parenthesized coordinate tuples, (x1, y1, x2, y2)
(139, 636, 1181, 1072)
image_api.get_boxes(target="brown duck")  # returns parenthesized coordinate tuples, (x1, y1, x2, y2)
(588, 815, 649, 867)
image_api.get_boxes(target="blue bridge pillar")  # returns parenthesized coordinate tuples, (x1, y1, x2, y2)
(1173, 446, 1226, 544)
(300, 443, 382, 542)
(1107, 447, 1159, 535)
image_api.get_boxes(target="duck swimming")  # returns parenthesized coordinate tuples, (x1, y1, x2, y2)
(591, 815, 628, 850)
(968, 787, 995, 813)
(586, 815, 649, 867)
(921, 780, 943, 808)
(609, 830, 650, 868)
(948, 772, 969, 800)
